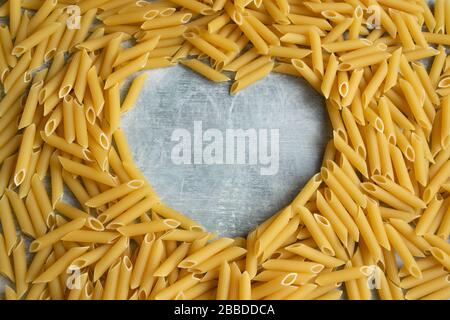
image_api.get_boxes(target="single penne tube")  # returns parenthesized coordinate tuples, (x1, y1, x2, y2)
(321, 53, 338, 98)
(390, 10, 415, 51)
(423, 160, 450, 203)
(74, 50, 92, 102)
(341, 68, 364, 107)
(12, 22, 61, 57)
(86, 66, 105, 114)
(115, 256, 133, 300)
(77, 32, 130, 51)
(129, 233, 155, 289)
(254, 206, 291, 256)
(389, 218, 431, 254)
(252, 275, 296, 299)
(353, 208, 383, 262)
(230, 61, 274, 94)
(13, 123, 35, 186)
(325, 160, 366, 208)
(142, 12, 192, 30)
(216, 261, 231, 300)
(160, 229, 206, 242)
(342, 105, 366, 157)
(5, 189, 35, 238)
(59, 52, 81, 98)
(405, 274, 450, 300)
(148, 202, 201, 231)
(41, 131, 92, 161)
(430, 247, 450, 270)
(30, 217, 86, 252)
(322, 18, 352, 43)
(97, 186, 152, 224)
(378, 206, 419, 223)
(0, 196, 18, 255)
(60, 227, 115, 246)
(34, 246, 89, 283)
(385, 224, 422, 278)
(191, 246, 247, 274)
(86, 180, 144, 207)
(295, 206, 333, 255)
(154, 273, 202, 300)
(137, 25, 187, 42)
(421, 286, 450, 300)
(323, 39, 372, 53)
(292, 173, 322, 207)
(59, 156, 117, 187)
(288, 13, 332, 31)
(179, 238, 235, 269)
(93, 236, 129, 282)
(366, 199, 391, 251)
(154, 242, 191, 277)
(324, 187, 359, 242)
(261, 216, 299, 262)
(107, 83, 121, 132)
(61, 96, 75, 144)
(333, 131, 368, 177)
(0, 233, 14, 281)
(104, 53, 148, 90)
(114, 36, 160, 67)
(338, 52, 391, 71)
(71, 8, 98, 49)
(285, 243, 344, 268)
(399, 265, 447, 290)
(208, 13, 230, 34)
(181, 59, 230, 82)
(308, 27, 323, 75)
(371, 175, 425, 209)
(315, 191, 348, 247)
(102, 260, 121, 300)
(115, 217, 179, 236)
(29, 175, 52, 228)
(291, 59, 321, 92)
(12, 237, 28, 298)
(3, 51, 32, 93)
(315, 266, 367, 286)
(183, 31, 229, 61)
(0, 154, 17, 195)
(415, 195, 443, 236)
(361, 61, 388, 107)
(243, 11, 279, 46)
(100, 33, 123, 79)
(410, 133, 429, 187)
(321, 167, 358, 217)
(423, 234, 450, 255)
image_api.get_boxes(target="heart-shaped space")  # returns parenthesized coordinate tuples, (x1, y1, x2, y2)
(122, 65, 330, 237)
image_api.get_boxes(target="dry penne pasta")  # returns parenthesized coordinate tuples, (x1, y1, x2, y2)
(0, 0, 449, 302)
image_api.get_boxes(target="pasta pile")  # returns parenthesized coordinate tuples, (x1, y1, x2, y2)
(0, 0, 450, 301)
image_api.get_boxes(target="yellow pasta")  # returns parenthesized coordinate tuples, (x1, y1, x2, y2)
(181, 59, 230, 82)
(0, 0, 449, 302)
(121, 73, 149, 113)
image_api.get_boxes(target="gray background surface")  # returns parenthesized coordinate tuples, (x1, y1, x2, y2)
(122, 65, 331, 238)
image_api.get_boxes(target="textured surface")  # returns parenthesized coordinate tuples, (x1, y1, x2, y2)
(122, 65, 331, 238)
(0, 64, 331, 296)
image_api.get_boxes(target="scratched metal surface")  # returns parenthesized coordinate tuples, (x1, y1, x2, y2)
(121, 65, 331, 238)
